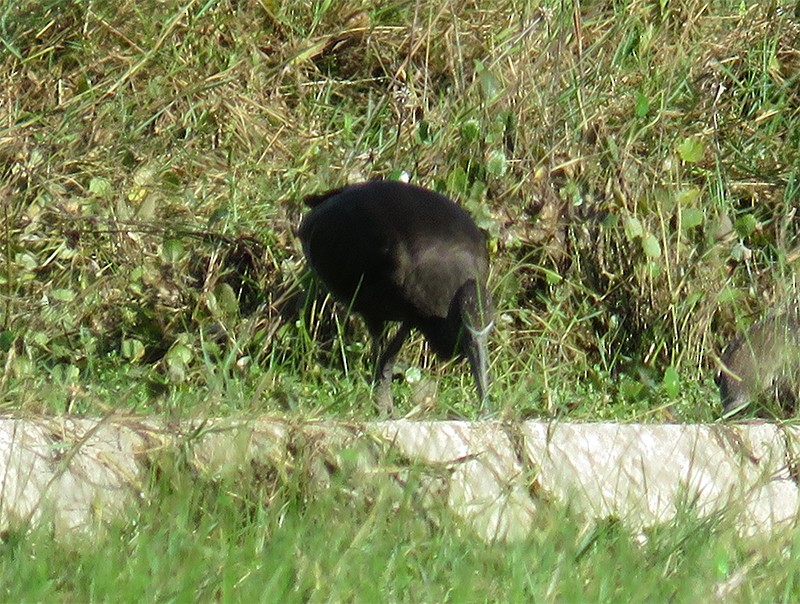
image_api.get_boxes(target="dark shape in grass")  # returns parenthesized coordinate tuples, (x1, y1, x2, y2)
(299, 180, 493, 414)
(717, 305, 800, 418)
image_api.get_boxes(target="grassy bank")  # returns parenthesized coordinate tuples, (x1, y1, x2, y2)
(2, 0, 800, 598)
(2, 459, 798, 602)
(2, 0, 799, 420)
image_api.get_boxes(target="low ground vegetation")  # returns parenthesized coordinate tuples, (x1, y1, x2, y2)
(1, 0, 799, 598)
(2, 0, 797, 421)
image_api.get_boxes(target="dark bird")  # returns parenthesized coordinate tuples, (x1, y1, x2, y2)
(717, 305, 800, 417)
(299, 180, 493, 413)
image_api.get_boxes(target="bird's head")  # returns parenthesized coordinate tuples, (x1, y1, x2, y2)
(716, 365, 749, 417)
(455, 279, 493, 407)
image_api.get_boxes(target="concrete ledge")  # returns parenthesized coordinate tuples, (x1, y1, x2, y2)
(0, 418, 797, 541)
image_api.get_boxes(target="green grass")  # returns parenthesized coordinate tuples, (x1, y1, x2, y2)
(2, 0, 799, 420)
(1, 0, 799, 597)
(1, 458, 798, 603)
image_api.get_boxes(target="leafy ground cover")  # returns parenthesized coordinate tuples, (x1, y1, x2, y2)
(1, 0, 800, 599)
(2, 0, 797, 421)
(2, 453, 799, 603)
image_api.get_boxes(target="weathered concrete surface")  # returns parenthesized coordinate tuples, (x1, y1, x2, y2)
(0, 418, 798, 541)
(522, 422, 798, 539)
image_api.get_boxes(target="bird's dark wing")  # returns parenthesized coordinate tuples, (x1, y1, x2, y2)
(396, 241, 487, 320)
(301, 205, 417, 322)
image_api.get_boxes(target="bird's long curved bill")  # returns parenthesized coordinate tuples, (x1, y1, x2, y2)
(466, 321, 493, 407)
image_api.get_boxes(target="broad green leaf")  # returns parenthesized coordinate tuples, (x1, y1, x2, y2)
(165, 343, 193, 383)
(663, 365, 680, 398)
(619, 376, 645, 401)
(162, 239, 185, 264)
(446, 166, 469, 194)
(50, 289, 76, 302)
(15, 252, 38, 271)
(53, 363, 80, 384)
(642, 233, 661, 259)
(675, 187, 701, 205)
(213, 283, 240, 319)
(624, 216, 644, 240)
(121, 338, 145, 362)
(486, 150, 507, 178)
(681, 207, 704, 230)
(460, 119, 480, 143)
(89, 177, 112, 198)
(677, 137, 704, 163)
(476, 62, 502, 102)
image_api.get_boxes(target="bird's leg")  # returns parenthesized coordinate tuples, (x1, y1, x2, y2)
(372, 322, 411, 416)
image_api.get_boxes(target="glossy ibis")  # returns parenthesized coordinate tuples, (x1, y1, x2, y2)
(717, 306, 800, 417)
(299, 180, 493, 413)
